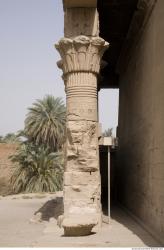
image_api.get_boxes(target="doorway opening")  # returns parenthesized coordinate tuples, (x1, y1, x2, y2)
(98, 89, 119, 217)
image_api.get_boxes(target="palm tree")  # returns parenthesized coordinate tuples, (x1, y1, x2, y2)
(2, 133, 21, 143)
(24, 95, 66, 151)
(10, 142, 64, 193)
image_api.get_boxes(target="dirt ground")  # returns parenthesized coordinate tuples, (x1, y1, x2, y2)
(0, 192, 161, 247)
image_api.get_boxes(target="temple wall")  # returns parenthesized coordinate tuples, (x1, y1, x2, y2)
(117, 0, 164, 244)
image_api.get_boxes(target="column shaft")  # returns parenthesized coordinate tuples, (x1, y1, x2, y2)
(55, 24, 108, 236)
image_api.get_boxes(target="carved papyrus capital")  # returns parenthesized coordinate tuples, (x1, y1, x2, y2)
(55, 35, 109, 75)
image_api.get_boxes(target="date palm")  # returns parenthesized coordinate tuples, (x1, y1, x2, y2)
(10, 143, 64, 193)
(24, 95, 66, 151)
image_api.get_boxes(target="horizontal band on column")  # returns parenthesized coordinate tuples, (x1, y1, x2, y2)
(67, 92, 97, 96)
(67, 93, 97, 97)
(66, 72, 97, 87)
(66, 87, 97, 93)
(67, 90, 97, 94)
(66, 85, 97, 90)
(67, 95, 97, 99)
(66, 87, 97, 98)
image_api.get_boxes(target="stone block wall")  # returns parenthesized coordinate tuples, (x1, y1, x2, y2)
(117, 0, 164, 244)
(0, 144, 18, 195)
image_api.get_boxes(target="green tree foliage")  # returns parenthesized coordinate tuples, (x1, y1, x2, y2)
(24, 95, 66, 151)
(1, 133, 21, 143)
(10, 143, 64, 193)
(9, 95, 66, 193)
(0, 136, 4, 143)
(103, 128, 113, 137)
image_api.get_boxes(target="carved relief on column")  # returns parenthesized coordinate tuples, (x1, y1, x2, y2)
(56, 35, 108, 121)
(55, 35, 109, 236)
(55, 35, 108, 74)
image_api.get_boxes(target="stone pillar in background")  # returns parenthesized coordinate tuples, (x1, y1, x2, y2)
(55, 5, 108, 236)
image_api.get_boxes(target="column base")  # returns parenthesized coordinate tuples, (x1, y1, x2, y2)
(61, 214, 99, 236)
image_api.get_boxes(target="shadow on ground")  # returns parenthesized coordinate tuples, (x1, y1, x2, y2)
(33, 197, 161, 246)
(35, 197, 64, 221)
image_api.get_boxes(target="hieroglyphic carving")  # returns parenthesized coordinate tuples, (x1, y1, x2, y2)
(67, 98, 97, 121)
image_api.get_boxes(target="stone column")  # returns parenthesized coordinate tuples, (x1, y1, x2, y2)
(55, 6, 108, 237)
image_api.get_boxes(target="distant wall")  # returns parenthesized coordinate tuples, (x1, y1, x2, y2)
(0, 144, 18, 195)
(117, 0, 164, 244)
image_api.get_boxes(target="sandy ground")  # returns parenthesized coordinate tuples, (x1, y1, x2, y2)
(0, 192, 161, 247)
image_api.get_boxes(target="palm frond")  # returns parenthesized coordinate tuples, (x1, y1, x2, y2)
(10, 143, 64, 193)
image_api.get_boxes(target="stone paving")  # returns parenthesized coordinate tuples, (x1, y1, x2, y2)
(0, 193, 161, 247)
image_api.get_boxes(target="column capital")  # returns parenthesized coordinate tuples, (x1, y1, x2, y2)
(55, 35, 109, 75)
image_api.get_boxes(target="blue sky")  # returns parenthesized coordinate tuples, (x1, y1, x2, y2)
(0, 0, 119, 136)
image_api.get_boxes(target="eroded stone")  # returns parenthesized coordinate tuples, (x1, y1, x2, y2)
(62, 215, 98, 236)
(64, 171, 100, 186)
(64, 184, 100, 200)
(55, 8, 108, 235)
